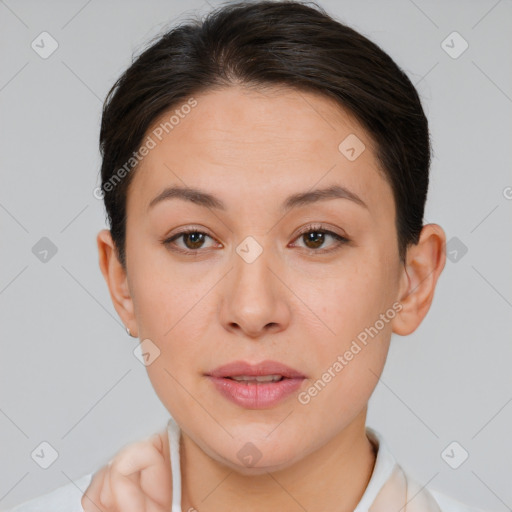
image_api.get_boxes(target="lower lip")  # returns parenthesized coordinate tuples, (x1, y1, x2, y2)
(207, 376, 305, 409)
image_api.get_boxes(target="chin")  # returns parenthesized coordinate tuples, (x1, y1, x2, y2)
(221, 451, 303, 476)
(214, 433, 305, 475)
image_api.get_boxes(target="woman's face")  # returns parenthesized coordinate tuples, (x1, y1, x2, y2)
(119, 85, 408, 472)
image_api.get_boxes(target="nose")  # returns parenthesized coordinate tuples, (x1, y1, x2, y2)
(218, 239, 291, 339)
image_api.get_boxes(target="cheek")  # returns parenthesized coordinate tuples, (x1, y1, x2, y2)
(302, 258, 393, 335)
(132, 266, 208, 411)
(296, 253, 396, 390)
(129, 259, 216, 383)
(128, 238, 203, 328)
(299, 285, 392, 424)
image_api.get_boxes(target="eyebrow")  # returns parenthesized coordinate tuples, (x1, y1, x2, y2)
(147, 184, 368, 212)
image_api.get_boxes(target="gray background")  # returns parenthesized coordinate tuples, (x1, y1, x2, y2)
(1, 0, 511, 510)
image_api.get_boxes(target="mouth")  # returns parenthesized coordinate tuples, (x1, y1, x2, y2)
(206, 359, 306, 379)
(225, 374, 286, 383)
(205, 360, 306, 409)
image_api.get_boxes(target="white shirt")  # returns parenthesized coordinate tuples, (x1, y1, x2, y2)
(3, 417, 485, 512)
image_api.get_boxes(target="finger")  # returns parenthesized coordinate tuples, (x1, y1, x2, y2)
(139, 433, 173, 507)
(85, 433, 173, 512)
(108, 464, 145, 512)
(98, 460, 115, 510)
(81, 464, 110, 512)
(107, 440, 165, 512)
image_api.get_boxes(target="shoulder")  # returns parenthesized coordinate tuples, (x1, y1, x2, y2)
(2, 473, 93, 512)
(365, 428, 486, 512)
(429, 488, 488, 512)
(404, 470, 486, 512)
(405, 471, 487, 512)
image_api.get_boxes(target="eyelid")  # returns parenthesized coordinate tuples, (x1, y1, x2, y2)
(163, 224, 215, 240)
(290, 223, 349, 251)
(294, 222, 346, 238)
(163, 226, 220, 248)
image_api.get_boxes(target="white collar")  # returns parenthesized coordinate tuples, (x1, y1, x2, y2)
(354, 426, 398, 511)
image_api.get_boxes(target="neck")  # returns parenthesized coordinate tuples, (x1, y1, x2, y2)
(179, 408, 377, 512)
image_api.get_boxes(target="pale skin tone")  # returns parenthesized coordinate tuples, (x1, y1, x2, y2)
(83, 85, 446, 512)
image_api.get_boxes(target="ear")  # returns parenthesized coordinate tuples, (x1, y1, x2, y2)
(96, 229, 137, 337)
(392, 223, 446, 336)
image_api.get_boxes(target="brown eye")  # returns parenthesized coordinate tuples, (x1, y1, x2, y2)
(293, 225, 349, 253)
(302, 230, 326, 250)
(181, 232, 207, 250)
(163, 229, 218, 254)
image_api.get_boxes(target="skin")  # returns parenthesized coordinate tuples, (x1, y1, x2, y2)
(89, 85, 446, 512)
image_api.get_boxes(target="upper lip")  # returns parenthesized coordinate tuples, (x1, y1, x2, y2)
(206, 360, 306, 379)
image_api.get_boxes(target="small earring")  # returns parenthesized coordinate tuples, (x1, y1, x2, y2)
(126, 326, 136, 338)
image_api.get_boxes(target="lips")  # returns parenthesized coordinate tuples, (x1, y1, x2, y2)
(206, 360, 306, 379)
(205, 360, 306, 409)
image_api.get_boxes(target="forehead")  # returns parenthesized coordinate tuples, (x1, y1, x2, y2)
(128, 85, 394, 220)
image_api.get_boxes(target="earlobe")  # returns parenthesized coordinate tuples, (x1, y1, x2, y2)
(96, 229, 137, 336)
(391, 224, 447, 336)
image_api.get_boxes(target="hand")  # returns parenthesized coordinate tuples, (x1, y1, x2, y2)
(81, 430, 173, 512)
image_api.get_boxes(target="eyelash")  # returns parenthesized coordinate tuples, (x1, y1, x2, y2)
(162, 224, 350, 256)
